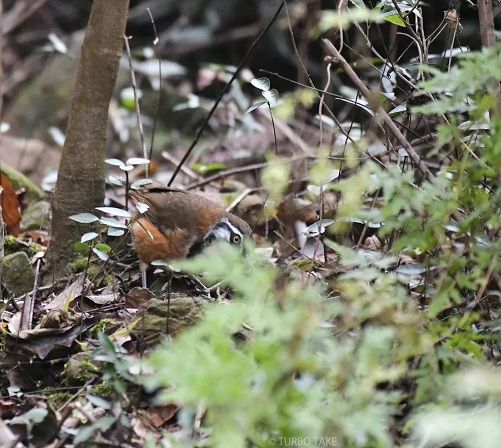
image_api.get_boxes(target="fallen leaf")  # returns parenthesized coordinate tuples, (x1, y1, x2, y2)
(85, 293, 120, 305)
(44, 274, 92, 310)
(125, 287, 155, 308)
(0, 173, 21, 236)
(363, 235, 382, 251)
(7, 314, 100, 359)
(146, 405, 179, 427)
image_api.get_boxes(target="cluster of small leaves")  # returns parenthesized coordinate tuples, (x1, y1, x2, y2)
(316, 2, 386, 34)
(69, 210, 124, 261)
(133, 158, 501, 447)
(374, 0, 422, 27)
(413, 44, 501, 116)
(246, 77, 279, 113)
(69, 157, 150, 261)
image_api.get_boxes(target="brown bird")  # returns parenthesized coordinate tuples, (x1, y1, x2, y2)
(130, 185, 252, 286)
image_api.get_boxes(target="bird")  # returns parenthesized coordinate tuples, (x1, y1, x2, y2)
(129, 185, 252, 287)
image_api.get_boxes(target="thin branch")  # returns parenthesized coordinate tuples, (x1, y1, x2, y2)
(146, 8, 162, 165)
(185, 161, 270, 190)
(3, 0, 48, 35)
(123, 35, 148, 176)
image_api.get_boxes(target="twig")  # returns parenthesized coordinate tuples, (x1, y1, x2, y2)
(32, 257, 42, 298)
(123, 35, 148, 177)
(3, 0, 48, 35)
(226, 188, 254, 213)
(318, 61, 332, 147)
(19, 292, 34, 332)
(257, 107, 313, 156)
(161, 151, 200, 180)
(185, 161, 269, 190)
(146, 8, 162, 164)
(0, 195, 3, 289)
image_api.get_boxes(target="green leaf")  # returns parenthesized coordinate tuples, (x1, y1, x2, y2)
(108, 175, 125, 187)
(428, 290, 452, 317)
(126, 157, 150, 165)
(388, 103, 407, 116)
(69, 213, 99, 224)
(135, 202, 149, 214)
(192, 162, 227, 174)
(96, 207, 131, 218)
(383, 13, 406, 26)
(95, 243, 111, 253)
(107, 227, 125, 237)
(120, 164, 135, 172)
(105, 158, 125, 168)
(81, 232, 99, 243)
(262, 89, 279, 107)
(250, 77, 270, 91)
(86, 394, 112, 410)
(48, 33, 68, 54)
(304, 219, 335, 237)
(22, 407, 48, 424)
(73, 425, 94, 444)
(131, 179, 153, 189)
(73, 416, 116, 445)
(74, 242, 89, 252)
(316, 7, 386, 36)
(99, 217, 127, 229)
(121, 90, 139, 110)
(245, 100, 268, 114)
(92, 248, 109, 261)
(307, 184, 324, 196)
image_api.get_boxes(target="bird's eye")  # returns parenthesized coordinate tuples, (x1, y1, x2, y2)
(232, 235, 241, 244)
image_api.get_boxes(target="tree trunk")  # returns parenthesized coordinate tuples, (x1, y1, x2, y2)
(46, 0, 130, 280)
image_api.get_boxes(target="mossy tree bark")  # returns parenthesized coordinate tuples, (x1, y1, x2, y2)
(46, 0, 130, 280)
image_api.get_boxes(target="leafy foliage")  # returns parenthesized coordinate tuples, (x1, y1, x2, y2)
(414, 45, 501, 115)
(145, 245, 404, 447)
(138, 41, 501, 447)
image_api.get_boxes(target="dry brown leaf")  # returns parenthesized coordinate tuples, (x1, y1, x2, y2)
(362, 235, 382, 251)
(0, 136, 60, 184)
(0, 173, 21, 236)
(40, 309, 69, 329)
(146, 404, 179, 428)
(7, 314, 100, 359)
(125, 287, 155, 308)
(234, 193, 265, 226)
(85, 293, 120, 305)
(44, 274, 92, 310)
(444, 9, 462, 33)
(277, 193, 338, 226)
